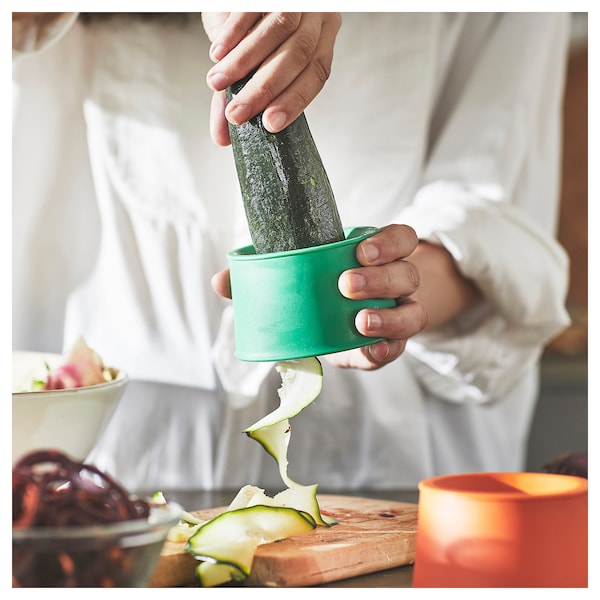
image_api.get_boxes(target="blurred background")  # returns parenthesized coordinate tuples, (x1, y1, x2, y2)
(526, 12, 588, 472)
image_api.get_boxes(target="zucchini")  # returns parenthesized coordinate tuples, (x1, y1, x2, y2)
(244, 357, 323, 433)
(180, 358, 334, 586)
(227, 72, 345, 253)
(196, 561, 247, 588)
(244, 421, 337, 527)
(186, 505, 316, 586)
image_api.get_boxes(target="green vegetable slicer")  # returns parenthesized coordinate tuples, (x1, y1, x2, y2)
(227, 226, 395, 362)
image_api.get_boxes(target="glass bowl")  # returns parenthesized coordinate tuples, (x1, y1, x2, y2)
(12, 502, 182, 587)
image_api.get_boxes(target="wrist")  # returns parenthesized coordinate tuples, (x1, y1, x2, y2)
(409, 240, 482, 330)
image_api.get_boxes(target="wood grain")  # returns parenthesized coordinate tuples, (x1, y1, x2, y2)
(149, 494, 418, 588)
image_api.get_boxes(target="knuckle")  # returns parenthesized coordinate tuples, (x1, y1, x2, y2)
(293, 31, 317, 66)
(394, 223, 419, 252)
(363, 266, 395, 298)
(396, 308, 411, 333)
(403, 224, 419, 244)
(407, 262, 421, 291)
(270, 12, 301, 39)
(289, 88, 311, 114)
(400, 225, 419, 252)
(255, 78, 278, 105)
(311, 54, 332, 86)
(383, 268, 396, 296)
(330, 13, 343, 32)
(395, 300, 428, 336)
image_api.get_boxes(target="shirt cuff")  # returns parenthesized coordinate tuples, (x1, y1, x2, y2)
(398, 180, 571, 403)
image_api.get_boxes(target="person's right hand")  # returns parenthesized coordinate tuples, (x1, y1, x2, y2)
(201, 12, 342, 146)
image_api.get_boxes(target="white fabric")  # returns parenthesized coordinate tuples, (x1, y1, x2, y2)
(12, 12, 78, 60)
(12, 13, 570, 491)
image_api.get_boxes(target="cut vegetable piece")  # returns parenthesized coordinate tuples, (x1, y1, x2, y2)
(271, 487, 337, 527)
(196, 561, 247, 587)
(152, 490, 207, 542)
(227, 484, 266, 511)
(153, 490, 204, 525)
(247, 419, 293, 486)
(36, 337, 109, 390)
(246, 484, 336, 528)
(186, 505, 316, 587)
(245, 357, 323, 432)
(246, 420, 336, 526)
(187, 506, 315, 552)
(167, 521, 204, 543)
(180, 357, 331, 587)
(190, 537, 258, 573)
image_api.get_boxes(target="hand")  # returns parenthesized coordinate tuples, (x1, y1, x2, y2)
(326, 225, 428, 370)
(212, 223, 482, 372)
(201, 12, 342, 146)
(328, 223, 484, 370)
(210, 224, 427, 371)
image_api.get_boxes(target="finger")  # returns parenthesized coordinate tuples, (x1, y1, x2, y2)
(323, 338, 406, 371)
(356, 224, 419, 266)
(201, 12, 231, 44)
(206, 12, 263, 61)
(211, 268, 232, 299)
(209, 90, 231, 146)
(206, 13, 302, 92)
(338, 260, 421, 300)
(238, 14, 324, 130)
(363, 338, 407, 365)
(355, 299, 429, 341)
(209, 13, 335, 130)
(262, 13, 341, 132)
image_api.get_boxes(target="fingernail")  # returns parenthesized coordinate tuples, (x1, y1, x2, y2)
(366, 312, 383, 331)
(227, 103, 252, 125)
(361, 242, 379, 263)
(210, 43, 226, 62)
(207, 70, 230, 91)
(344, 272, 366, 293)
(264, 111, 287, 132)
(369, 340, 390, 361)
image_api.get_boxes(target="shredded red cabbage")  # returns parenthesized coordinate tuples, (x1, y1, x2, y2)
(12, 450, 152, 587)
(13, 449, 149, 528)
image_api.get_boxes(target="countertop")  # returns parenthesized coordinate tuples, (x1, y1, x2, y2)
(143, 487, 419, 588)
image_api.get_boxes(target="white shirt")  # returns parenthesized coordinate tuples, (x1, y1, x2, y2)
(12, 13, 570, 491)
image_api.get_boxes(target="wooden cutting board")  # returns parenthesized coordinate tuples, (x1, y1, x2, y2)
(149, 495, 418, 588)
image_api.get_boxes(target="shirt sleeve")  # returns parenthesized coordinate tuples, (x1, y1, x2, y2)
(400, 13, 572, 404)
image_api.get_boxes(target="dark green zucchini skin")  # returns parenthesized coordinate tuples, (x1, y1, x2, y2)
(227, 75, 345, 254)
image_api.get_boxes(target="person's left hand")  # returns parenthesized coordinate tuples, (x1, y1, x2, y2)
(201, 12, 341, 146)
(211, 224, 429, 372)
(324, 224, 428, 370)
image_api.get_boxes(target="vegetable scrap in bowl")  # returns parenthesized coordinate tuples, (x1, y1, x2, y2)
(14, 336, 119, 393)
(12, 450, 181, 588)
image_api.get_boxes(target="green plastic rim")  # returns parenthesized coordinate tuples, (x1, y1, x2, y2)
(228, 226, 395, 362)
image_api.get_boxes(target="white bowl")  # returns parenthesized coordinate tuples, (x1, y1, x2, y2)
(12, 351, 127, 464)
